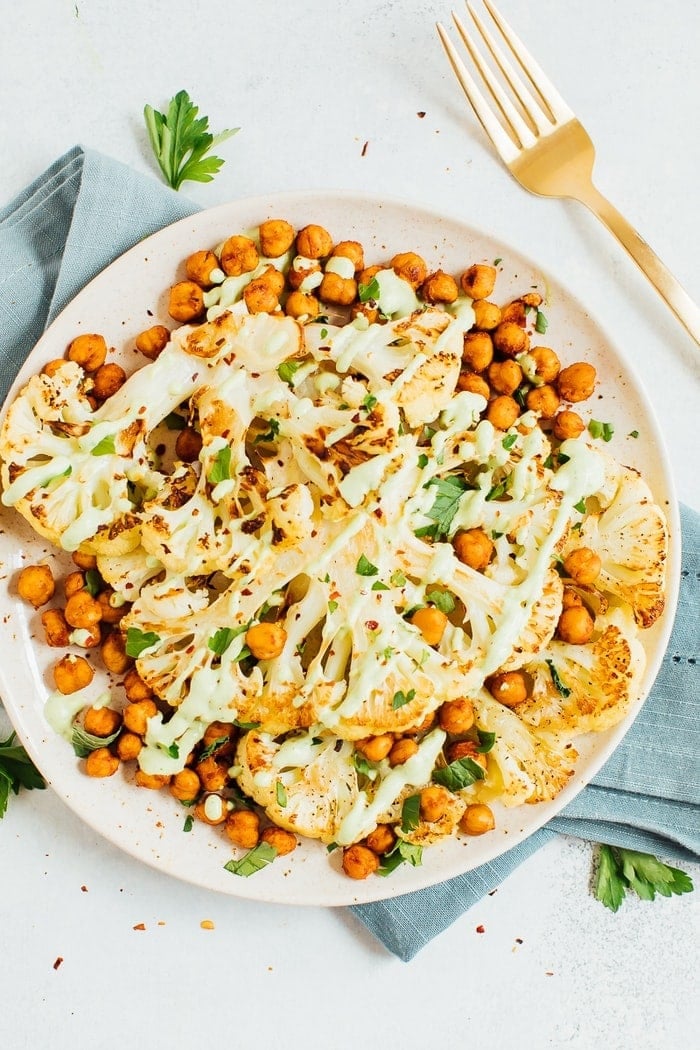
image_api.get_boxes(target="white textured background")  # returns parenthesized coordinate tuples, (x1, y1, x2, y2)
(1, 1, 698, 1047)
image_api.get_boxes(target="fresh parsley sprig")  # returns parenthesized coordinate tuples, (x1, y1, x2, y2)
(144, 90, 238, 191)
(0, 732, 45, 818)
(594, 844, 693, 912)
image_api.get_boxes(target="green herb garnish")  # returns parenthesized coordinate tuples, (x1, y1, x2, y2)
(378, 839, 423, 876)
(356, 554, 379, 577)
(414, 475, 469, 540)
(144, 89, 238, 191)
(224, 841, 278, 878)
(392, 689, 416, 710)
(546, 659, 572, 697)
(277, 361, 300, 385)
(594, 845, 693, 912)
(425, 589, 455, 614)
(90, 434, 116, 457)
(208, 446, 232, 483)
(432, 756, 485, 791)
(275, 781, 287, 808)
(588, 419, 614, 442)
(534, 309, 548, 334)
(401, 794, 421, 832)
(125, 627, 161, 657)
(358, 276, 380, 303)
(253, 419, 280, 445)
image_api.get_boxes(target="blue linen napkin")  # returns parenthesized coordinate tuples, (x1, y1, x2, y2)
(1, 147, 698, 961)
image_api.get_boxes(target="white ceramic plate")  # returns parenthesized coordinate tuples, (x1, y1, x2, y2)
(0, 192, 679, 906)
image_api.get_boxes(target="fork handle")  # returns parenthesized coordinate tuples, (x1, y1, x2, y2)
(577, 184, 700, 348)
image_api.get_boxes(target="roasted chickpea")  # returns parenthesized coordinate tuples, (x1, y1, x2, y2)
(487, 670, 529, 707)
(453, 528, 494, 572)
(123, 669, 153, 702)
(410, 606, 448, 646)
(194, 794, 227, 824)
(557, 361, 596, 402)
(460, 803, 495, 836)
(285, 290, 320, 319)
(220, 234, 259, 276)
(195, 756, 228, 793)
(286, 258, 321, 291)
(332, 240, 365, 273)
(243, 278, 279, 315)
(185, 249, 220, 287)
(562, 587, 583, 610)
(365, 824, 396, 855)
(201, 721, 237, 752)
(457, 371, 491, 399)
(42, 358, 69, 377)
(64, 589, 102, 629)
(53, 654, 94, 694)
(41, 608, 70, 647)
(563, 547, 602, 586)
(529, 346, 560, 384)
(421, 270, 459, 304)
(116, 731, 142, 762)
(72, 550, 97, 570)
(101, 631, 133, 674)
(260, 826, 297, 856)
(500, 299, 528, 326)
(225, 809, 260, 848)
(97, 588, 127, 625)
(485, 395, 520, 431)
(460, 263, 497, 300)
(356, 735, 394, 763)
(390, 252, 428, 289)
(471, 299, 502, 330)
(526, 384, 561, 419)
(419, 785, 451, 823)
(122, 698, 158, 736)
(173, 426, 202, 462)
(553, 409, 585, 440)
(64, 571, 86, 599)
(135, 324, 170, 360)
(245, 622, 287, 660)
(73, 623, 101, 649)
(17, 564, 55, 608)
(462, 330, 494, 372)
(92, 362, 127, 401)
(493, 321, 530, 358)
(67, 333, 107, 371)
(259, 219, 296, 258)
(135, 770, 171, 790)
(318, 272, 357, 306)
(438, 697, 475, 735)
(342, 843, 380, 880)
(388, 737, 419, 766)
(85, 748, 119, 778)
(168, 281, 205, 323)
(557, 605, 595, 644)
(296, 225, 333, 259)
(488, 359, 522, 396)
(170, 768, 201, 803)
(83, 705, 122, 737)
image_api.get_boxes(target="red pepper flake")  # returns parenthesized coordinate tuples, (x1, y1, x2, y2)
(417, 111, 426, 118)
(53, 956, 64, 970)
(80, 885, 88, 892)
(361, 141, 369, 157)
(133, 923, 146, 931)
(365, 620, 379, 631)
(476, 924, 486, 934)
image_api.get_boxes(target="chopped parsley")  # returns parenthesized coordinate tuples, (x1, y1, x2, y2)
(327, 599, 338, 614)
(199, 735, 230, 760)
(378, 839, 423, 876)
(358, 276, 380, 303)
(628, 430, 639, 439)
(163, 411, 187, 430)
(401, 794, 421, 832)
(588, 419, 615, 442)
(432, 755, 486, 791)
(392, 689, 416, 710)
(253, 418, 280, 445)
(275, 781, 287, 808)
(361, 393, 378, 412)
(417, 453, 429, 469)
(502, 433, 518, 450)
(414, 475, 469, 540)
(355, 554, 379, 577)
(573, 497, 587, 514)
(84, 568, 102, 597)
(546, 659, 572, 697)
(90, 434, 116, 457)
(425, 589, 455, 614)
(208, 446, 232, 483)
(125, 627, 161, 657)
(70, 723, 120, 759)
(183, 815, 194, 832)
(207, 624, 248, 656)
(476, 729, 497, 753)
(277, 360, 300, 385)
(224, 841, 278, 877)
(534, 309, 548, 334)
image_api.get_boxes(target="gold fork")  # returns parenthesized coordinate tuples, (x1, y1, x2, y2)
(437, 0, 700, 348)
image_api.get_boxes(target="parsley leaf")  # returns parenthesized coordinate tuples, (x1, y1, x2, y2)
(358, 276, 380, 303)
(432, 756, 486, 791)
(163, 411, 187, 430)
(224, 841, 278, 877)
(208, 446, 232, 484)
(401, 794, 421, 832)
(476, 729, 496, 753)
(327, 599, 339, 614)
(253, 418, 280, 445)
(183, 815, 194, 832)
(277, 361, 300, 385)
(594, 845, 694, 912)
(353, 752, 380, 781)
(535, 309, 548, 334)
(71, 723, 121, 758)
(378, 839, 423, 876)
(502, 433, 518, 450)
(125, 627, 161, 658)
(415, 476, 468, 540)
(355, 554, 379, 577)
(275, 781, 287, 808)
(371, 580, 389, 591)
(207, 624, 247, 656)
(0, 732, 45, 817)
(425, 589, 455, 614)
(361, 393, 378, 412)
(392, 689, 416, 710)
(84, 568, 102, 597)
(90, 434, 116, 457)
(546, 659, 572, 697)
(417, 453, 429, 469)
(144, 90, 238, 191)
(199, 735, 230, 760)
(588, 419, 615, 442)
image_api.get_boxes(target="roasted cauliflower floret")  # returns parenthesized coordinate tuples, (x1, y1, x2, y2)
(398, 785, 466, 847)
(518, 609, 646, 735)
(572, 466, 667, 627)
(236, 729, 359, 843)
(475, 692, 578, 805)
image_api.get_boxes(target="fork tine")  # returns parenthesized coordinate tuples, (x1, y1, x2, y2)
(482, 0, 574, 124)
(437, 21, 520, 164)
(451, 11, 537, 150)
